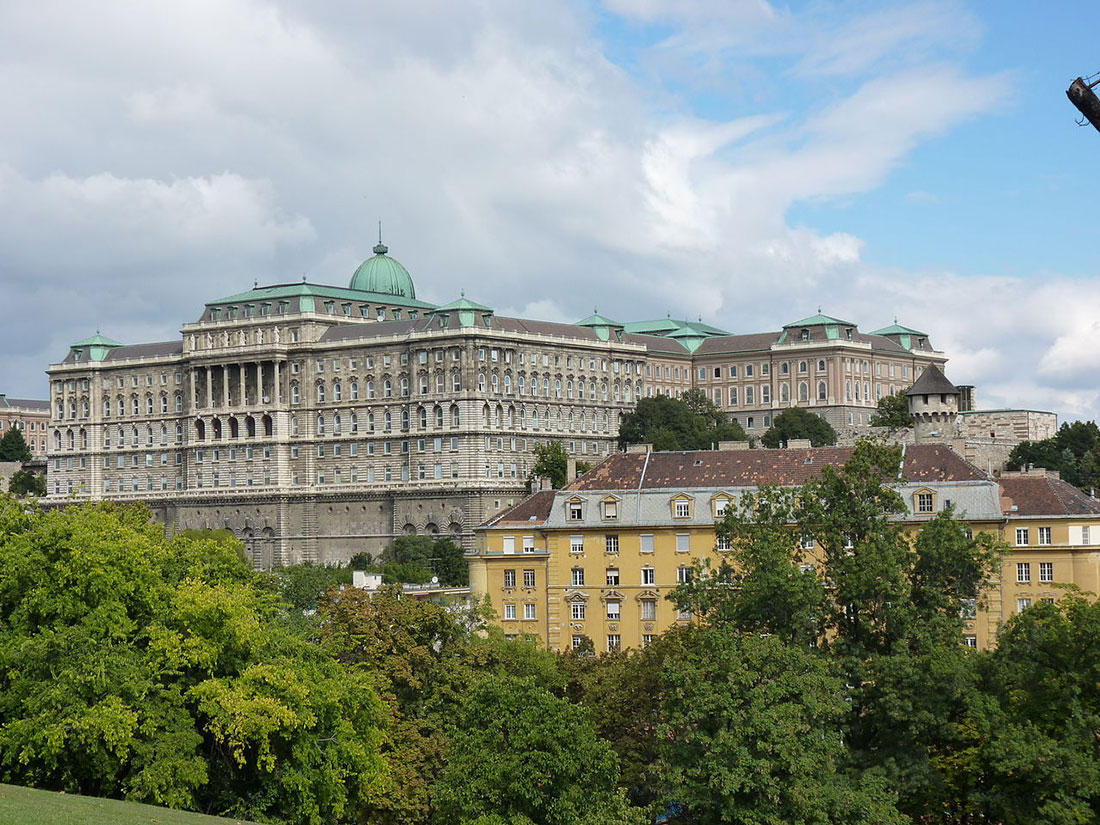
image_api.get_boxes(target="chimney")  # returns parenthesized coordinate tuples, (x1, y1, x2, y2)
(786, 439, 812, 449)
(717, 440, 750, 451)
(540, 476, 552, 491)
(625, 443, 652, 454)
(567, 456, 577, 480)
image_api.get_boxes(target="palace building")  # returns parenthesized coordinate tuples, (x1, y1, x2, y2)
(45, 242, 948, 567)
(471, 443, 1100, 651)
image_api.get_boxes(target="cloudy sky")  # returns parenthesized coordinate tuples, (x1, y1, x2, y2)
(2, 1, 1099, 422)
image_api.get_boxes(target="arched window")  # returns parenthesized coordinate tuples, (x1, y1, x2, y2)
(160, 425, 167, 445)
(175, 424, 183, 443)
(453, 372, 462, 392)
(367, 380, 376, 399)
(818, 360, 826, 371)
(104, 399, 111, 417)
(518, 375, 527, 394)
(383, 379, 392, 398)
(419, 407, 428, 428)
(504, 374, 512, 394)
(131, 396, 139, 416)
(435, 405, 444, 427)
(80, 429, 88, 449)
(384, 411, 392, 430)
(54, 430, 61, 450)
(451, 405, 460, 427)
(291, 416, 299, 436)
(350, 381, 359, 400)
(196, 421, 205, 441)
(118, 426, 126, 445)
(367, 412, 375, 431)
(316, 382, 326, 403)
(401, 409, 410, 430)
(334, 414, 342, 435)
(146, 395, 154, 415)
(317, 415, 326, 435)
(350, 413, 358, 433)
(798, 382, 809, 402)
(478, 373, 486, 392)
(333, 382, 342, 402)
(780, 383, 790, 403)
(175, 393, 183, 412)
(543, 378, 551, 397)
(400, 377, 409, 397)
(818, 381, 828, 401)
(160, 394, 168, 414)
(491, 374, 499, 393)
(780, 362, 789, 375)
(290, 383, 300, 404)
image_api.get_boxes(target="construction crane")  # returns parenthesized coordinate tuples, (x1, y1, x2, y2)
(1067, 72, 1100, 132)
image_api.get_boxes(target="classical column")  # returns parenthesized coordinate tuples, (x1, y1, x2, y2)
(205, 367, 212, 409)
(273, 360, 281, 404)
(257, 361, 265, 403)
(191, 369, 199, 408)
(221, 366, 229, 409)
(239, 363, 246, 406)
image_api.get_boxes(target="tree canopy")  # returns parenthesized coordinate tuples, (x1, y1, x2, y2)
(869, 389, 912, 430)
(760, 406, 837, 447)
(0, 428, 32, 462)
(1008, 419, 1100, 490)
(8, 469, 45, 497)
(618, 391, 746, 451)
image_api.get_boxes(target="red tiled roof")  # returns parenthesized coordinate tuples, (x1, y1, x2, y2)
(480, 489, 557, 528)
(998, 474, 1100, 516)
(563, 443, 985, 491)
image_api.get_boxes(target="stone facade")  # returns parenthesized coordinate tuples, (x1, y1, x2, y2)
(1, 395, 50, 457)
(45, 247, 949, 568)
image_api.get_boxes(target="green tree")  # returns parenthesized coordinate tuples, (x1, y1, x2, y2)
(0, 428, 32, 462)
(760, 406, 837, 448)
(1007, 421, 1099, 489)
(869, 389, 912, 430)
(618, 392, 746, 451)
(0, 497, 386, 823)
(658, 628, 904, 825)
(432, 675, 643, 825)
(269, 561, 351, 611)
(381, 535, 468, 585)
(8, 470, 45, 496)
(532, 440, 570, 488)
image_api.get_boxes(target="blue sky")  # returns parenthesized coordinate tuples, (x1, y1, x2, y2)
(1, 0, 1099, 421)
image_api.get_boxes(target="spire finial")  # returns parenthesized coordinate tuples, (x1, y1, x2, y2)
(461, 288, 465, 297)
(894, 315, 898, 324)
(373, 220, 388, 255)
(254, 278, 258, 289)
(302, 274, 307, 283)
(817, 305, 822, 314)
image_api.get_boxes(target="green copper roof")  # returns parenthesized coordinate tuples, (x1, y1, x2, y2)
(72, 333, 123, 348)
(431, 295, 493, 313)
(869, 322, 929, 337)
(575, 312, 623, 328)
(349, 243, 417, 298)
(207, 281, 436, 310)
(623, 318, 729, 337)
(783, 312, 858, 329)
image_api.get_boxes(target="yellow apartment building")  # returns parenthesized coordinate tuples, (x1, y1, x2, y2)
(470, 444, 1100, 652)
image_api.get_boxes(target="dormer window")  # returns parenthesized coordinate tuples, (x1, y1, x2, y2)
(712, 495, 731, 518)
(915, 489, 936, 514)
(567, 498, 584, 521)
(671, 494, 693, 519)
(845, 328, 853, 340)
(602, 498, 619, 521)
(800, 329, 810, 341)
(342, 303, 352, 316)
(918, 338, 926, 350)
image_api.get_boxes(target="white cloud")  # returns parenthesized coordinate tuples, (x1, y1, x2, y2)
(0, 0, 1094, 425)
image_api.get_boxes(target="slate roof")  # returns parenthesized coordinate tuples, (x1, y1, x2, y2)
(0, 397, 49, 410)
(481, 490, 557, 527)
(563, 444, 986, 492)
(908, 364, 958, 395)
(998, 474, 1100, 517)
(691, 330, 912, 357)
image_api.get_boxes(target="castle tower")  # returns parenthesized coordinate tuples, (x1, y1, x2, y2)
(907, 364, 960, 442)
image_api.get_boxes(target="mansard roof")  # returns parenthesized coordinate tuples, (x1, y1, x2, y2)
(998, 473, 1100, 516)
(563, 443, 986, 492)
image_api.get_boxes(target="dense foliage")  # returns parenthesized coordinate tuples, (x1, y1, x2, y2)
(869, 388, 912, 430)
(0, 428, 32, 462)
(532, 440, 592, 488)
(2, 444, 1098, 824)
(1008, 419, 1100, 490)
(8, 469, 45, 496)
(618, 390, 746, 451)
(760, 405, 838, 447)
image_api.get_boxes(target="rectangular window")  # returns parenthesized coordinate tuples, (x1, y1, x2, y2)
(1040, 561, 1054, 583)
(605, 535, 619, 554)
(504, 603, 517, 620)
(676, 533, 690, 553)
(502, 536, 515, 554)
(571, 568, 585, 586)
(571, 602, 586, 620)
(1016, 562, 1030, 583)
(503, 569, 516, 587)
(676, 566, 692, 584)
(1015, 528, 1029, 546)
(640, 534, 654, 553)
(523, 569, 535, 588)
(568, 502, 583, 520)
(641, 567, 655, 585)
(674, 500, 690, 518)
(606, 600, 620, 621)
(602, 500, 618, 520)
(1017, 598, 1031, 613)
(607, 634, 621, 652)
(606, 568, 620, 586)
(522, 536, 535, 554)
(963, 635, 977, 649)
(917, 492, 934, 513)
(641, 598, 656, 620)
(1038, 526, 1052, 545)
(642, 634, 655, 648)
(570, 535, 584, 554)
(523, 603, 536, 621)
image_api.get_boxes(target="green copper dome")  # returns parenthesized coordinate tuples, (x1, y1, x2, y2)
(349, 243, 416, 298)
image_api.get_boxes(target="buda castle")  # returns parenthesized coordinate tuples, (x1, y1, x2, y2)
(46, 242, 949, 567)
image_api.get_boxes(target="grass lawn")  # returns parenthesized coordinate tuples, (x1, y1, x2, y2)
(0, 783, 264, 825)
